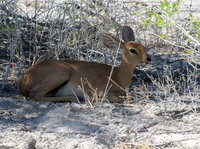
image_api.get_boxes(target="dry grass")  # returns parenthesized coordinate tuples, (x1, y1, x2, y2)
(0, 1, 199, 95)
(0, 0, 200, 102)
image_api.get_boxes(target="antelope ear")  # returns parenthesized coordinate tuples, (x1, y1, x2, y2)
(122, 26, 135, 42)
(99, 33, 124, 50)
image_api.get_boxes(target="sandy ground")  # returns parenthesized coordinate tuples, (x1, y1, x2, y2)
(0, 97, 200, 149)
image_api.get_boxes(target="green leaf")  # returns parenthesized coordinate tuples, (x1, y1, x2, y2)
(160, 33, 165, 38)
(142, 18, 150, 28)
(134, 11, 141, 16)
(89, 4, 95, 9)
(184, 49, 193, 54)
(184, 35, 189, 39)
(174, 7, 180, 13)
(153, 11, 158, 17)
(165, 8, 172, 16)
(164, 0, 170, 8)
(184, 49, 189, 52)
(159, 1, 165, 9)
(193, 24, 197, 29)
(167, 21, 171, 27)
(149, 13, 153, 17)
(189, 14, 195, 21)
(173, 3, 180, 12)
(197, 30, 200, 35)
(172, 3, 176, 8)
(196, 21, 200, 25)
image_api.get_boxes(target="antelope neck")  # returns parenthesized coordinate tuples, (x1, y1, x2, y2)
(117, 56, 136, 89)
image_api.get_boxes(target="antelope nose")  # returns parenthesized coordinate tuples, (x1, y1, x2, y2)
(147, 55, 151, 61)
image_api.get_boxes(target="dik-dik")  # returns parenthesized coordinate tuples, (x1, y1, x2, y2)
(19, 26, 151, 102)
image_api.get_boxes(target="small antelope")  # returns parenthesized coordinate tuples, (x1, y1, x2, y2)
(19, 26, 151, 102)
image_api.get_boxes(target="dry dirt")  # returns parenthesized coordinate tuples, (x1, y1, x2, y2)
(1, 96, 200, 149)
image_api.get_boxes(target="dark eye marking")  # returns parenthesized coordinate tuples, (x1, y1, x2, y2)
(130, 48, 138, 55)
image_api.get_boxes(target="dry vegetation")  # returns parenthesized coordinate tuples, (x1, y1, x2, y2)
(0, 0, 200, 148)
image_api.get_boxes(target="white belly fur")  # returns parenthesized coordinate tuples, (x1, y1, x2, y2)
(54, 81, 84, 98)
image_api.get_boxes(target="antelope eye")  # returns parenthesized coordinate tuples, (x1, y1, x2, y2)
(130, 48, 138, 55)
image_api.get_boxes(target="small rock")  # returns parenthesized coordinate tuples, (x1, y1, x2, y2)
(20, 125, 29, 132)
(28, 138, 36, 149)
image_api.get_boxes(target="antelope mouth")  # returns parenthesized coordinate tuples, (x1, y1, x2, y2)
(144, 55, 151, 63)
(141, 56, 151, 64)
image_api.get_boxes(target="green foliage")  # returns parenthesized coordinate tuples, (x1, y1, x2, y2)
(134, 11, 141, 17)
(172, 0, 181, 13)
(153, 0, 181, 30)
(159, 0, 170, 9)
(134, 0, 182, 38)
(133, 0, 200, 54)
(159, 0, 180, 16)
(184, 48, 193, 54)
(154, 11, 167, 27)
(160, 33, 167, 38)
(189, 14, 200, 40)
(141, 19, 150, 28)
